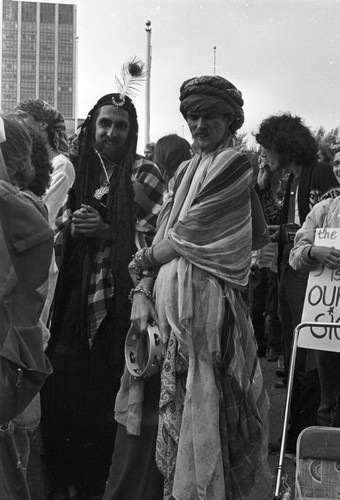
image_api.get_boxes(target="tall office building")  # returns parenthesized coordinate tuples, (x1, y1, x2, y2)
(0, 0, 77, 121)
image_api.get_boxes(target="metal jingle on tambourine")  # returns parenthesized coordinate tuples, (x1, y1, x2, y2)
(125, 323, 163, 379)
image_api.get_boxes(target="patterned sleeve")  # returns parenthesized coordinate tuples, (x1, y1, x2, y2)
(257, 184, 281, 225)
(132, 156, 166, 241)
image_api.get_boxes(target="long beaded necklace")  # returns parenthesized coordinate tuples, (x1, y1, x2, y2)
(93, 149, 114, 200)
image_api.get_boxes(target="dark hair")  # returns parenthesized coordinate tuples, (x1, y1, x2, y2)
(26, 125, 53, 196)
(255, 114, 318, 167)
(73, 94, 138, 314)
(0, 112, 32, 186)
(79, 94, 138, 159)
(154, 134, 192, 182)
(89, 104, 133, 155)
(75, 94, 138, 208)
(14, 99, 70, 157)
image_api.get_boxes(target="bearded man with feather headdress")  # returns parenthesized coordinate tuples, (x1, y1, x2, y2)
(40, 59, 166, 499)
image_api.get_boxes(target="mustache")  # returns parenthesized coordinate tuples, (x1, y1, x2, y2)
(193, 129, 208, 136)
(102, 137, 120, 145)
(94, 138, 121, 149)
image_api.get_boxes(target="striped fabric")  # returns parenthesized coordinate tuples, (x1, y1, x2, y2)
(15, 99, 70, 158)
(152, 147, 270, 499)
(132, 157, 167, 237)
(155, 147, 252, 287)
(114, 147, 270, 499)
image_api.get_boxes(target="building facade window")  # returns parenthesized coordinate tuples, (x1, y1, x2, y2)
(3, 0, 18, 22)
(21, 3, 36, 23)
(40, 3, 55, 24)
(1, 1, 75, 118)
(58, 5, 73, 25)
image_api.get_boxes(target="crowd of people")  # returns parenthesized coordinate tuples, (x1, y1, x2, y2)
(1, 63, 340, 500)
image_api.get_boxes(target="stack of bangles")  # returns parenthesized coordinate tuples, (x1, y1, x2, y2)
(129, 246, 160, 303)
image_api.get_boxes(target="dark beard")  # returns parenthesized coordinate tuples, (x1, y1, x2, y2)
(94, 138, 128, 163)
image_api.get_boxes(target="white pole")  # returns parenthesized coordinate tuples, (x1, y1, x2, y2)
(74, 34, 79, 132)
(145, 20, 152, 146)
(213, 46, 216, 76)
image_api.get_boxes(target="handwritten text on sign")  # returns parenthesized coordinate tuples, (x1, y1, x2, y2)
(300, 227, 340, 351)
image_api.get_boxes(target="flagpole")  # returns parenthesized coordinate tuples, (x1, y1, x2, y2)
(145, 20, 152, 146)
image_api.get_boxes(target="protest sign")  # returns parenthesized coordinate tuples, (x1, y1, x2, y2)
(299, 227, 340, 352)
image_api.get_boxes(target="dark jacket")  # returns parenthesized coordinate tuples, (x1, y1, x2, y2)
(259, 161, 340, 271)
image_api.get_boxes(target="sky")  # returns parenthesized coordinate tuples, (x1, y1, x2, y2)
(75, 0, 340, 152)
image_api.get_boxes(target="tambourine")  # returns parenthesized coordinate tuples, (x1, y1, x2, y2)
(125, 323, 163, 379)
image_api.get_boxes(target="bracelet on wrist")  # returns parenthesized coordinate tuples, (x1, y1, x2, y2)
(130, 248, 147, 275)
(137, 269, 158, 281)
(307, 245, 317, 261)
(131, 246, 161, 274)
(128, 285, 154, 303)
(301, 245, 318, 266)
(141, 246, 160, 270)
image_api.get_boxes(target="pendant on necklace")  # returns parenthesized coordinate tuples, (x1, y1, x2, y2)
(94, 182, 110, 199)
